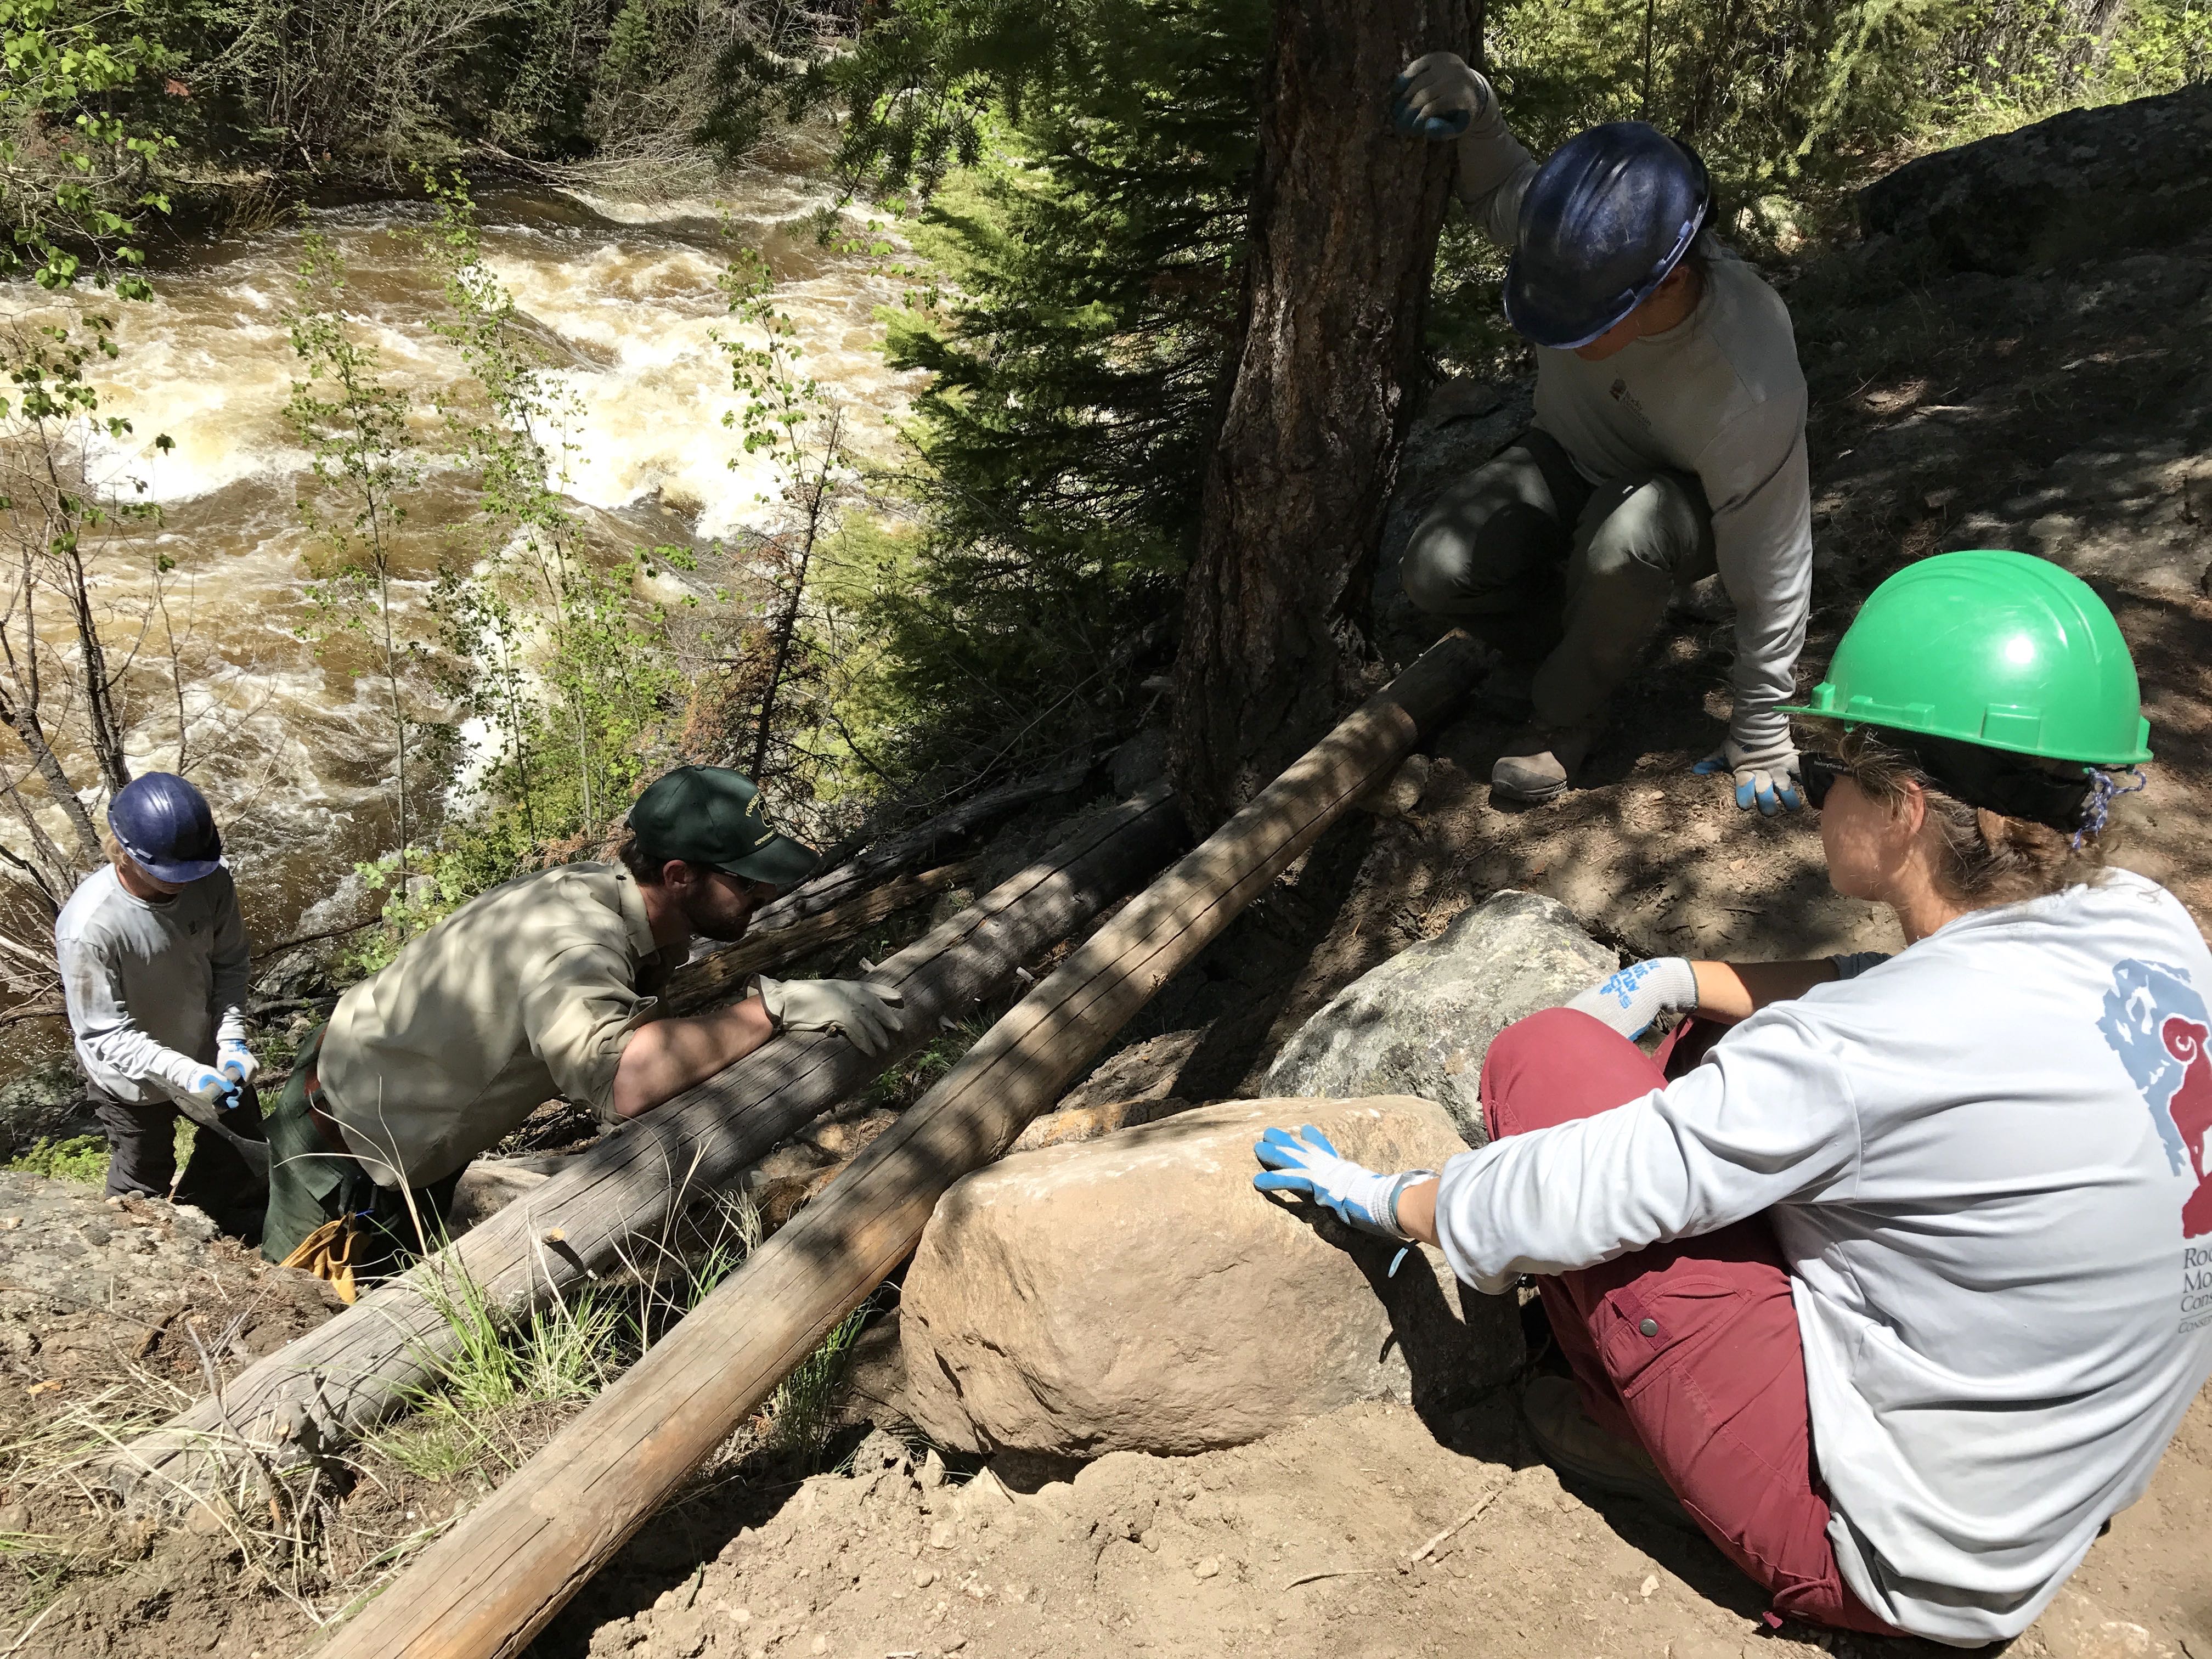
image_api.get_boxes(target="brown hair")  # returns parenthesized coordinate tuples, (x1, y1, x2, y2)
(617, 832, 665, 887)
(1837, 726, 2115, 907)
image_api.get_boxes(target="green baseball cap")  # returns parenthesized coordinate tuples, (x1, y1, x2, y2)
(625, 767, 819, 886)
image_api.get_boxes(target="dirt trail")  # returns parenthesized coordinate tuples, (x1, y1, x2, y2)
(551, 1389, 2212, 1659)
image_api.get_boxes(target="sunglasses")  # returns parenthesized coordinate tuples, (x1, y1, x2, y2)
(1799, 752, 1850, 810)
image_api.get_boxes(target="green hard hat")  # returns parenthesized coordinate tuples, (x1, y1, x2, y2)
(1781, 549, 2152, 765)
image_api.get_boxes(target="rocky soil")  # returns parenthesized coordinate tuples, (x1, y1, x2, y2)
(4, 85, 2212, 1659)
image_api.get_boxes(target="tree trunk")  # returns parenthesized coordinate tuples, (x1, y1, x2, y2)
(1170, 0, 1472, 831)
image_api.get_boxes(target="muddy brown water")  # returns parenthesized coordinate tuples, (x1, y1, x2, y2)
(0, 173, 921, 1075)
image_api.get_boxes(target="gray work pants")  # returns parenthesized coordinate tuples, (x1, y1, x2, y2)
(1400, 430, 1717, 729)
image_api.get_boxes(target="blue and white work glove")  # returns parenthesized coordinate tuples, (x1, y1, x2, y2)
(1566, 957, 1700, 1041)
(1694, 737, 1804, 816)
(183, 1067, 242, 1110)
(1391, 52, 1494, 140)
(218, 1038, 259, 1089)
(1253, 1125, 1434, 1242)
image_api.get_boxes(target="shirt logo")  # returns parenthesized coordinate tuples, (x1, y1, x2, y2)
(1608, 377, 1649, 427)
(2099, 958, 2212, 1239)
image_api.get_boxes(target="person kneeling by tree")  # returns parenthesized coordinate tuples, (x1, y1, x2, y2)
(55, 773, 267, 1237)
(1390, 55, 1810, 811)
(1253, 549, 2210, 1643)
(262, 766, 911, 1290)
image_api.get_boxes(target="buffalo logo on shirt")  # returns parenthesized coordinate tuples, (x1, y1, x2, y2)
(2099, 958, 2212, 1239)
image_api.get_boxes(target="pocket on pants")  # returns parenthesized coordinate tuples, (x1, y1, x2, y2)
(1592, 1278, 1751, 1398)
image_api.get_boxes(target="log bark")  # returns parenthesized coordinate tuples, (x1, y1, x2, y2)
(110, 791, 1183, 1506)
(313, 630, 1485, 1659)
(743, 753, 1091, 933)
(659, 861, 977, 1015)
(1171, 0, 1472, 830)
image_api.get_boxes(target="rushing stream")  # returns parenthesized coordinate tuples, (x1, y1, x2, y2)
(1, 168, 922, 1059)
(0, 169, 920, 1079)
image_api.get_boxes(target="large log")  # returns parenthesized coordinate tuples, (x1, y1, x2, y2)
(315, 629, 1485, 1659)
(741, 752, 1092, 933)
(110, 789, 1184, 1506)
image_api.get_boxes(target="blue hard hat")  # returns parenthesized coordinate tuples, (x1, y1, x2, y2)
(1503, 122, 1711, 351)
(109, 772, 223, 884)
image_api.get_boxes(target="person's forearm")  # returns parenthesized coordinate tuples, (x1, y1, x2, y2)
(1396, 1176, 1441, 1248)
(610, 995, 776, 1119)
(1689, 960, 1838, 1023)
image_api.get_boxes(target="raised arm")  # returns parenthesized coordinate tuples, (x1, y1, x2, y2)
(1391, 53, 1536, 247)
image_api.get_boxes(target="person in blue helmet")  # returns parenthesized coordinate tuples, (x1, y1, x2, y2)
(53, 772, 266, 1233)
(1391, 55, 1811, 814)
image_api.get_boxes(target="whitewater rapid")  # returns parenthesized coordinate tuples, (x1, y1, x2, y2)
(1, 173, 923, 998)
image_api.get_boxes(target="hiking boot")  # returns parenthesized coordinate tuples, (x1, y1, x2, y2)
(1491, 723, 1594, 804)
(1521, 1374, 1689, 1522)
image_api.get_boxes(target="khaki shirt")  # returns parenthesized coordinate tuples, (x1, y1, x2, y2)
(319, 862, 676, 1188)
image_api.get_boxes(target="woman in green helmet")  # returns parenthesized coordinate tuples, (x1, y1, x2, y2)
(1250, 550, 2211, 1643)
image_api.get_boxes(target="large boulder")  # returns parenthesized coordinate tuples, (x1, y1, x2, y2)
(1859, 81, 2212, 274)
(1263, 889, 1613, 1143)
(900, 1096, 1520, 1458)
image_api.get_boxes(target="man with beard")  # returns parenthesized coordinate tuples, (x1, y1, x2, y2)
(261, 767, 906, 1280)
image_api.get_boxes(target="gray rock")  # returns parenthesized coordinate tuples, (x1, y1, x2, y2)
(1860, 81, 2212, 273)
(1263, 890, 1615, 1143)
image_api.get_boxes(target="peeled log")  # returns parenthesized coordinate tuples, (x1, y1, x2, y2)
(110, 789, 1186, 1507)
(314, 629, 1485, 1659)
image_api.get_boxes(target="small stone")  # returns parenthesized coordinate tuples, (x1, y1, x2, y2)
(913, 1569, 938, 1588)
(729, 1606, 752, 1625)
(928, 1521, 955, 1550)
(1640, 1573, 1659, 1600)
(917, 1449, 947, 1490)
(809, 1638, 828, 1655)
(1192, 1556, 1221, 1580)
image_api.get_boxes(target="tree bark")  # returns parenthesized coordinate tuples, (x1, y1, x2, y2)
(1171, 0, 1472, 830)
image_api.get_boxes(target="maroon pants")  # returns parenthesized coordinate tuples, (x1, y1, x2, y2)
(1480, 1007, 1899, 1636)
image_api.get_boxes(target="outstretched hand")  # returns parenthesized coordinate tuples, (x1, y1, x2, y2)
(1252, 1124, 1427, 1242)
(1694, 739, 1804, 815)
(759, 976, 910, 1057)
(1391, 53, 1493, 140)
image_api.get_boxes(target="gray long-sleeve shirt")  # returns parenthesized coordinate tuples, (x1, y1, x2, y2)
(1454, 117, 1813, 754)
(55, 862, 251, 1103)
(1432, 871, 2212, 1643)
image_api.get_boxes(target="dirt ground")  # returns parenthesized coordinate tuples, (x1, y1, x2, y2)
(7, 132, 2212, 1659)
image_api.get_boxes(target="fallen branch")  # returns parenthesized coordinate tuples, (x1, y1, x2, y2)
(1408, 1475, 1511, 1564)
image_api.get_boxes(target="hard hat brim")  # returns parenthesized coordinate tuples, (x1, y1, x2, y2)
(127, 850, 224, 884)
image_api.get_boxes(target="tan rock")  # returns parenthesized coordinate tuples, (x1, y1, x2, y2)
(900, 1096, 1521, 1457)
(1008, 1097, 1192, 1154)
